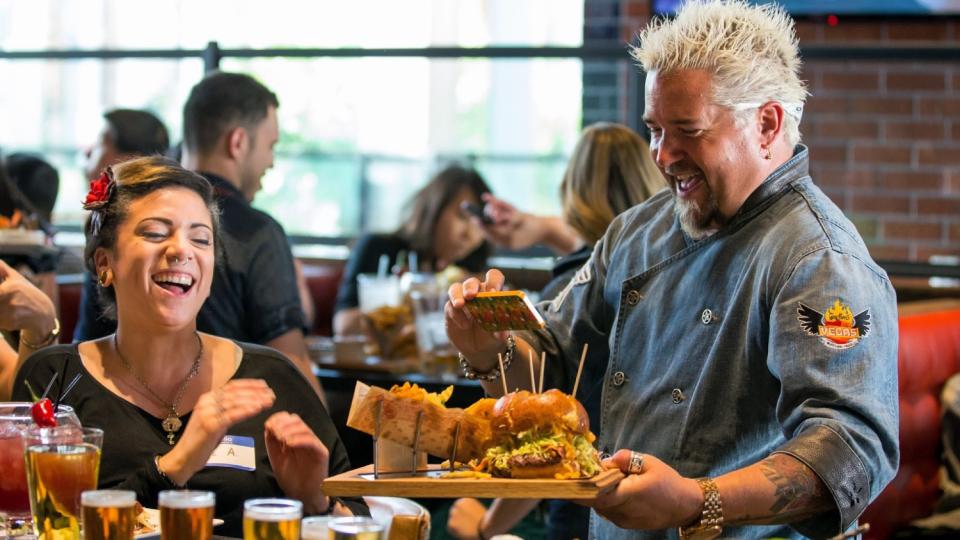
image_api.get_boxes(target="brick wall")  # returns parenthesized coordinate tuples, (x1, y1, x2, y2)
(584, 2, 960, 262)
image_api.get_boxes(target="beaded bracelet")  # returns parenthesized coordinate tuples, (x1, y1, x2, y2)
(154, 455, 186, 489)
(458, 335, 515, 381)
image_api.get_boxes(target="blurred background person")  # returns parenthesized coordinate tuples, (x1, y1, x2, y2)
(446, 123, 665, 540)
(333, 164, 492, 336)
(14, 157, 364, 536)
(2, 152, 62, 287)
(76, 109, 171, 336)
(83, 108, 171, 182)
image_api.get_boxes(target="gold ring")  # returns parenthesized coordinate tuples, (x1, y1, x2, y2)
(628, 451, 644, 474)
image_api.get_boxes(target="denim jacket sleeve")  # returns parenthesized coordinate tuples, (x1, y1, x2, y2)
(526, 224, 619, 403)
(768, 245, 900, 537)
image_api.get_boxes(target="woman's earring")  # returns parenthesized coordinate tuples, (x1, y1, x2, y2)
(761, 145, 772, 160)
(98, 269, 112, 287)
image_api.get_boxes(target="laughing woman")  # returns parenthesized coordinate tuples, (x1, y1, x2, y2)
(13, 156, 365, 536)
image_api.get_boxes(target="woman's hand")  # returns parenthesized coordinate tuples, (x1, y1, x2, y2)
(265, 411, 331, 515)
(447, 498, 487, 540)
(445, 269, 508, 363)
(586, 450, 703, 530)
(0, 260, 56, 338)
(159, 379, 275, 485)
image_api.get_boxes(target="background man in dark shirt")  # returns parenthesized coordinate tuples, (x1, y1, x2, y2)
(76, 73, 322, 397)
(75, 109, 172, 338)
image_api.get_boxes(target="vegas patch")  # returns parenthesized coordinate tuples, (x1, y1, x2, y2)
(797, 299, 871, 350)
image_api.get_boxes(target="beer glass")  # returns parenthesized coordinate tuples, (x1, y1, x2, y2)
(0, 403, 80, 537)
(24, 425, 103, 540)
(81, 490, 136, 540)
(158, 490, 214, 540)
(242, 498, 301, 540)
(300, 516, 334, 540)
(328, 516, 384, 540)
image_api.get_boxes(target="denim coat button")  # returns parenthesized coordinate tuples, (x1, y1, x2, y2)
(701, 308, 714, 325)
(625, 290, 642, 306)
(612, 371, 627, 386)
(672, 388, 685, 403)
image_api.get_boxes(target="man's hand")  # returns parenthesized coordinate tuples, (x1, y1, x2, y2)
(444, 269, 509, 366)
(587, 450, 703, 530)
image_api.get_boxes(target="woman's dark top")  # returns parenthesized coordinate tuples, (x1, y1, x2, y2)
(13, 341, 366, 537)
(334, 232, 488, 313)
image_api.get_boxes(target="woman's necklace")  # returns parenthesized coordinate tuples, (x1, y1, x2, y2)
(113, 332, 203, 445)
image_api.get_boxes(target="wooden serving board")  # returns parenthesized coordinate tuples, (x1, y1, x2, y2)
(323, 465, 624, 499)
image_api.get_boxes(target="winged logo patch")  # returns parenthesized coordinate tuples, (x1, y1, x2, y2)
(797, 299, 871, 350)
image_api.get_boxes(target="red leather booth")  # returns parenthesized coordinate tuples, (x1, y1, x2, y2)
(861, 300, 960, 539)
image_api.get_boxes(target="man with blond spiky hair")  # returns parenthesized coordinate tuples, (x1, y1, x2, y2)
(446, 1, 899, 538)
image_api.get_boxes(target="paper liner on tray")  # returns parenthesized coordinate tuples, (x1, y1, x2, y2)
(346, 381, 491, 462)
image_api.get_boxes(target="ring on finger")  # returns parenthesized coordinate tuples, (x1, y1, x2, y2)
(628, 451, 645, 475)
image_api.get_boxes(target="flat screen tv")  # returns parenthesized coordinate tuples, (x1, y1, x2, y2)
(652, 0, 960, 16)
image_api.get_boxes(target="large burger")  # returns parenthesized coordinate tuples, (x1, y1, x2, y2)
(476, 389, 601, 479)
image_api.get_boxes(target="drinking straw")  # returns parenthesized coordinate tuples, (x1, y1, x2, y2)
(377, 254, 389, 277)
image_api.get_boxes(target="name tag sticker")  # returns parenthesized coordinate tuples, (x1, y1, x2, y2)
(205, 435, 256, 471)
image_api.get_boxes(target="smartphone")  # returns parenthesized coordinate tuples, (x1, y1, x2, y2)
(464, 290, 545, 332)
(460, 201, 493, 224)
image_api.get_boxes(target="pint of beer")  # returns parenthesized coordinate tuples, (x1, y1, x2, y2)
(158, 490, 214, 540)
(328, 517, 384, 540)
(81, 490, 136, 540)
(242, 498, 301, 540)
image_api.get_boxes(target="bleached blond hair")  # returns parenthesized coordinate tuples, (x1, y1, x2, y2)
(632, 0, 808, 146)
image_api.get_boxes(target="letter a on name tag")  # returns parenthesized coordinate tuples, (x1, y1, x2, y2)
(205, 435, 256, 471)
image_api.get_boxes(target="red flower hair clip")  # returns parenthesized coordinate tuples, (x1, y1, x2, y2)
(82, 170, 115, 211)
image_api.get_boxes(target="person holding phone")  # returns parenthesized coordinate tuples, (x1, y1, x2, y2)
(333, 164, 493, 336)
(446, 123, 665, 540)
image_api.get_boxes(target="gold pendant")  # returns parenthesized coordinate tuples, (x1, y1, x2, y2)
(162, 415, 182, 446)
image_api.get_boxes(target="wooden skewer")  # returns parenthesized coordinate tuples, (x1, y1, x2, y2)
(539, 351, 546, 394)
(498, 353, 509, 396)
(572, 343, 589, 399)
(528, 349, 537, 393)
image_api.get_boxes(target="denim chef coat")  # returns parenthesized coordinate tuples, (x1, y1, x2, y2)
(528, 146, 900, 539)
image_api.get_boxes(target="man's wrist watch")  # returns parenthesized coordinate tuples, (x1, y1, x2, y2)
(679, 477, 723, 540)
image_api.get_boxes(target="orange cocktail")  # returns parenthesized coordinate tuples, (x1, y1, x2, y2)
(24, 426, 103, 540)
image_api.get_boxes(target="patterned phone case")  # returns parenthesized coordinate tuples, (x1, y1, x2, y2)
(464, 290, 546, 332)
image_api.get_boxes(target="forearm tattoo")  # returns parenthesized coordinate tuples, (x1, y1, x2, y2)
(753, 455, 833, 523)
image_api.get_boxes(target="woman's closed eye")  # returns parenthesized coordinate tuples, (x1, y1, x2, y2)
(141, 230, 169, 241)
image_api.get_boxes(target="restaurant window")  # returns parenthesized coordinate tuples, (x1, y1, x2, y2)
(0, 0, 585, 238)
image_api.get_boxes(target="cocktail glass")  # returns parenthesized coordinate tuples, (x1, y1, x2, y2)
(0, 403, 80, 537)
(24, 425, 103, 540)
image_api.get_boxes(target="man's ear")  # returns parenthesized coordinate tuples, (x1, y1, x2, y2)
(757, 101, 785, 148)
(225, 126, 248, 161)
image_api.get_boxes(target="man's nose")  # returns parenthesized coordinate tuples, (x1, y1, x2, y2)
(653, 135, 682, 169)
